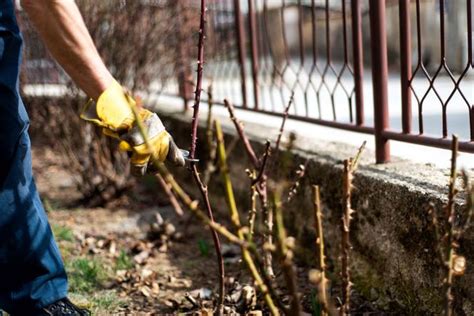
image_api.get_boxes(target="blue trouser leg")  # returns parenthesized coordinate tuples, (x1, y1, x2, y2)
(0, 129, 68, 315)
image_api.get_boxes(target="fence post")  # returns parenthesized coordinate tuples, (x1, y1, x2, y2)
(351, 0, 364, 126)
(247, 0, 259, 110)
(233, 0, 248, 108)
(369, 0, 390, 163)
(399, 0, 412, 134)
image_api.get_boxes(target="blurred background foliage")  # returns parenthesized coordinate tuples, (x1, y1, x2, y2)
(17, 0, 198, 206)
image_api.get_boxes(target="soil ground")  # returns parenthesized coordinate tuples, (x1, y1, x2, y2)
(29, 145, 387, 315)
(32, 146, 230, 315)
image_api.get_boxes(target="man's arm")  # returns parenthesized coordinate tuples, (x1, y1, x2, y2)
(21, 0, 186, 169)
(21, 0, 114, 100)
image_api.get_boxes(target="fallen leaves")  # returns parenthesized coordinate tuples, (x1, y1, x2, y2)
(52, 208, 267, 314)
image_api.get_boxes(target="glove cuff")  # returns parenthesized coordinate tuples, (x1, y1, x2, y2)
(96, 80, 135, 130)
(80, 80, 135, 131)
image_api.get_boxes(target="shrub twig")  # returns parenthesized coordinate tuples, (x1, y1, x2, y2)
(224, 99, 259, 167)
(340, 159, 353, 316)
(274, 92, 295, 153)
(215, 119, 239, 228)
(224, 98, 275, 278)
(427, 136, 471, 316)
(215, 119, 280, 315)
(134, 103, 287, 314)
(248, 172, 259, 237)
(313, 185, 329, 315)
(340, 142, 365, 315)
(444, 135, 458, 316)
(156, 173, 184, 216)
(187, 2, 224, 313)
(287, 163, 306, 203)
(252, 141, 272, 186)
(273, 188, 301, 315)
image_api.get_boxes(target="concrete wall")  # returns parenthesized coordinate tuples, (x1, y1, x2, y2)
(155, 104, 473, 314)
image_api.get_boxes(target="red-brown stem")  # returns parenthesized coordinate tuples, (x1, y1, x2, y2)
(252, 140, 271, 186)
(189, 0, 207, 160)
(188, 1, 225, 313)
(274, 91, 295, 153)
(250, 140, 271, 270)
(445, 135, 458, 316)
(340, 159, 353, 316)
(191, 165, 225, 314)
(224, 99, 259, 168)
(313, 185, 329, 315)
(223, 98, 274, 277)
(156, 173, 184, 216)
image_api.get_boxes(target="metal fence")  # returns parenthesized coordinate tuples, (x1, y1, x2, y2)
(18, 0, 474, 163)
(176, 0, 474, 163)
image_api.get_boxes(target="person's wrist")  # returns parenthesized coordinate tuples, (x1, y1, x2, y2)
(90, 71, 115, 101)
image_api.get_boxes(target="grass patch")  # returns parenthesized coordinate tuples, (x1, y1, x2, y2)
(310, 288, 322, 316)
(42, 198, 64, 212)
(90, 291, 126, 313)
(69, 290, 126, 314)
(43, 198, 55, 213)
(52, 224, 74, 242)
(197, 239, 210, 257)
(67, 257, 110, 293)
(115, 250, 133, 271)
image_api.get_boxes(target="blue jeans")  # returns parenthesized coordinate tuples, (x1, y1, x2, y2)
(0, 129, 68, 314)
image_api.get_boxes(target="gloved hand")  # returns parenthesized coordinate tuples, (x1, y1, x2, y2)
(80, 80, 185, 175)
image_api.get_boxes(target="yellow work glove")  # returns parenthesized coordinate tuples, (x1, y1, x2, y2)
(80, 80, 185, 175)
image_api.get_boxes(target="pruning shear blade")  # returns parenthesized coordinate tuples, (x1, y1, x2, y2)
(180, 150, 199, 163)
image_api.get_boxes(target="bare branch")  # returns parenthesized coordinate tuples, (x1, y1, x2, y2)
(340, 159, 353, 316)
(351, 141, 367, 171)
(189, 0, 207, 160)
(445, 135, 459, 316)
(252, 140, 272, 186)
(273, 189, 301, 315)
(223, 98, 275, 277)
(248, 178, 258, 237)
(187, 2, 225, 313)
(215, 119, 280, 315)
(312, 185, 329, 315)
(274, 91, 295, 153)
(156, 173, 184, 216)
(215, 119, 240, 228)
(224, 99, 259, 168)
(287, 162, 307, 203)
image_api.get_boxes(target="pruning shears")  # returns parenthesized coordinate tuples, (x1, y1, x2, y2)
(180, 150, 199, 163)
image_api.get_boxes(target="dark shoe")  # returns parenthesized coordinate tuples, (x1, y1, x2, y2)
(38, 298, 90, 316)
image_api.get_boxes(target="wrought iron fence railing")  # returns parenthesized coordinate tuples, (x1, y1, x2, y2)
(18, 0, 474, 163)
